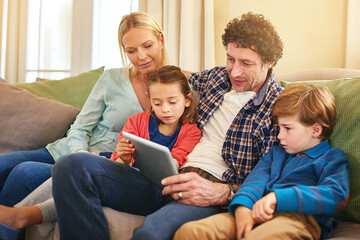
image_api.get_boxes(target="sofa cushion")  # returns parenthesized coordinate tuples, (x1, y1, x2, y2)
(0, 79, 80, 153)
(281, 77, 360, 223)
(15, 66, 104, 108)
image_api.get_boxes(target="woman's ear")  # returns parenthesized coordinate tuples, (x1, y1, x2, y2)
(160, 34, 165, 48)
(312, 123, 323, 138)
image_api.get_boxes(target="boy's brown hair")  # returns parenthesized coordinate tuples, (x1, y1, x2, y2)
(272, 84, 336, 141)
(148, 65, 198, 125)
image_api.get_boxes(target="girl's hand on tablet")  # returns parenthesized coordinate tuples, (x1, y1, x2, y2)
(116, 137, 135, 165)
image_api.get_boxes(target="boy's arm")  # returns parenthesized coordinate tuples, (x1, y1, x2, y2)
(229, 148, 275, 216)
(235, 206, 256, 240)
(274, 149, 350, 215)
(252, 192, 277, 223)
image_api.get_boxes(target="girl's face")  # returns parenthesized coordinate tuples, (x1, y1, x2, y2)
(122, 27, 164, 76)
(277, 115, 322, 154)
(149, 82, 190, 129)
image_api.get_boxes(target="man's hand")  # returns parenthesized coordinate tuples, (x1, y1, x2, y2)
(252, 192, 277, 223)
(115, 138, 135, 165)
(234, 206, 256, 240)
(161, 172, 230, 207)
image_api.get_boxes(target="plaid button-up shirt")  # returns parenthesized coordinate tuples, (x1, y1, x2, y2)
(188, 65, 282, 185)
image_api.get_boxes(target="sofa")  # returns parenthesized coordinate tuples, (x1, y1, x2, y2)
(1, 67, 360, 240)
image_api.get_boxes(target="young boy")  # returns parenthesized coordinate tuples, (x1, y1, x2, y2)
(229, 83, 350, 239)
(173, 84, 350, 240)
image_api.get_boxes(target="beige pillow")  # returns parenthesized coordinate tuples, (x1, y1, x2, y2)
(0, 79, 80, 153)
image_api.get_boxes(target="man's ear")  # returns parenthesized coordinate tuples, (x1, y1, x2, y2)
(266, 62, 275, 69)
(312, 123, 323, 138)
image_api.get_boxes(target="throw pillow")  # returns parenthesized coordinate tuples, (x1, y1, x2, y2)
(281, 77, 360, 222)
(16, 66, 104, 108)
(0, 79, 80, 153)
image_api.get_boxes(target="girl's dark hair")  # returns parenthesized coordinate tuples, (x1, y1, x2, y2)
(148, 65, 198, 124)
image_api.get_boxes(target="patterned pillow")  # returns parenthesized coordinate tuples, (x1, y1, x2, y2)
(281, 77, 360, 222)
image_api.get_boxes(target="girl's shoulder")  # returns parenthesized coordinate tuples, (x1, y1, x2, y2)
(128, 112, 151, 121)
(180, 121, 201, 134)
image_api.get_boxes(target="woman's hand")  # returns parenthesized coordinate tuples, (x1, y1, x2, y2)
(252, 192, 277, 223)
(115, 138, 135, 165)
(161, 172, 230, 207)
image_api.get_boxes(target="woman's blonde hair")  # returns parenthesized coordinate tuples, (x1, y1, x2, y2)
(118, 12, 168, 76)
(272, 84, 336, 141)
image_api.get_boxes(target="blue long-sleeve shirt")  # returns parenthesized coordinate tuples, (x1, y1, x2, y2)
(229, 141, 350, 238)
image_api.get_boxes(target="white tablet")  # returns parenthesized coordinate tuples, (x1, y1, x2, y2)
(122, 131, 178, 186)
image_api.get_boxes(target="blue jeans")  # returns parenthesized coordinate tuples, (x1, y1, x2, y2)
(52, 152, 167, 240)
(131, 200, 225, 240)
(0, 148, 55, 206)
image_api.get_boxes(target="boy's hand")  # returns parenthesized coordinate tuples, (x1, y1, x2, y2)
(116, 138, 135, 165)
(235, 206, 256, 240)
(252, 192, 277, 223)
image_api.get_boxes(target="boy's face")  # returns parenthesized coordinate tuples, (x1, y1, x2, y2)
(277, 115, 322, 154)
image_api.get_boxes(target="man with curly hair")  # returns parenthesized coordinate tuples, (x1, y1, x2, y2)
(131, 12, 284, 240)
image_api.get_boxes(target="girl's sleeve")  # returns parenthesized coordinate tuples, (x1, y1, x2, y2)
(274, 149, 350, 215)
(66, 72, 108, 153)
(170, 123, 201, 166)
(110, 112, 150, 160)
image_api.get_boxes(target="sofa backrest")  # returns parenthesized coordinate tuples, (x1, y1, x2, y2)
(276, 68, 360, 84)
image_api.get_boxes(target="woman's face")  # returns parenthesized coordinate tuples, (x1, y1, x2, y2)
(122, 27, 164, 77)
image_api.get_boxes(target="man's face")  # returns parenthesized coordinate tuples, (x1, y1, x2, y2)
(226, 43, 272, 93)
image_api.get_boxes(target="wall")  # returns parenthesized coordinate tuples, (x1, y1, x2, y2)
(214, 0, 348, 74)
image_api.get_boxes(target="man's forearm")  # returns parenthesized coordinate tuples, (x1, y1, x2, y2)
(211, 183, 237, 206)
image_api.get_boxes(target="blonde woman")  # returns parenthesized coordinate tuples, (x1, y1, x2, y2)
(0, 11, 168, 240)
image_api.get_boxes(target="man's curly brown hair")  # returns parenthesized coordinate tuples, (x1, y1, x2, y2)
(222, 12, 284, 66)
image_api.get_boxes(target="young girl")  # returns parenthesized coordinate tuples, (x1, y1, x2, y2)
(110, 65, 201, 171)
(0, 65, 200, 240)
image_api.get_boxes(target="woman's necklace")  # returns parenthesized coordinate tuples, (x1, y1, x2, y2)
(137, 75, 148, 95)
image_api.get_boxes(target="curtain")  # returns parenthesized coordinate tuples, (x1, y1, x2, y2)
(139, 0, 215, 72)
(346, 0, 360, 69)
(0, 0, 24, 83)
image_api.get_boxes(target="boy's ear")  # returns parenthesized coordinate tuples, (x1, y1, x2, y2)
(312, 123, 323, 138)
